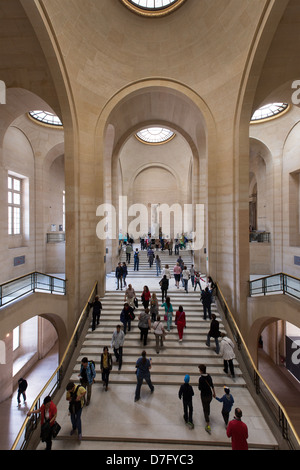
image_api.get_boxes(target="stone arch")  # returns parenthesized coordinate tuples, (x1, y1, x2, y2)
(95, 79, 217, 286)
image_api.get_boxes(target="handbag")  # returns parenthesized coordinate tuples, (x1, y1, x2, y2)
(52, 421, 61, 438)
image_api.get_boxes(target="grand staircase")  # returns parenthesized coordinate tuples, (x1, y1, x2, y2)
(46, 248, 279, 450)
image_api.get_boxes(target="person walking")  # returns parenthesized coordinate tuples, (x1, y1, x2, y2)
(150, 292, 159, 322)
(173, 263, 182, 289)
(198, 364, 216, 434)
(122, 262, 128, 287)
(120, 302, 134, 334)
(147, 247, 154, 267)
(78, 356, 96, 405)
(206, 314, 221, 354)
(175, 305, 186, 342)
(89, 295, 102, 331)
(115, 262, 123, 290)
(111, 324, 125, 371)
(17, 377, 28, 406)
(162, 264, 171, 280)
(201, 287, 212, 320)
(161, 296, 173, 332)
(219, 333, 236, 378)
(124, 284, 136, 309)
(126, 243, 133, 263)
(178, 375, 194, 428)
(138, 308, 151, 346)
(100, 346, 113, 391)
(182, 266, 190, 293)
(152, 315, 165, 354)
(134, 248, 140, 271)
(226, 408, 248, 450)
(155, 254, 161, 277)
(66, 381, 86, 441)
(134, 350, 154, 402)
(141, 286, 151, 309)
(159, 274, 169, 303)
(194, 270, 201, 291)
(215, 386, 234, 427)
(27, 396, 57, 450)
(190, 265, 195, 288)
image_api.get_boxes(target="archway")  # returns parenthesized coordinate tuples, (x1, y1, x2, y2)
(96, 79, 217, 291)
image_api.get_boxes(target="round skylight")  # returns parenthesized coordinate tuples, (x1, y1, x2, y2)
(121, 0, 185, 16)
(251, 103, 289, 123)
(28, 110, 63, 127)
(136, 127, 175, 144)
(130, 0, 178, 8)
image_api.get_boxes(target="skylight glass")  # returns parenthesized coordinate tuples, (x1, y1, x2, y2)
(121, 0, 185, 16)
(129, 0, 178, 9)
(29, 110, 63, 127)
(136, 127, 175, 144)
(251, 103, 288, 122)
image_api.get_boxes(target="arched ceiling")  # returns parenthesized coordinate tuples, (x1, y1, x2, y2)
(253, 0, 300, 110)
(105, 86, 208, 158)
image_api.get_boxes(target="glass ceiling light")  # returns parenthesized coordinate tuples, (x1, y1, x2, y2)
(28, 110, 63, 127)
(120, 0, 186, 17)
(135, 127, 175, 144)
(251, 103, 289, 123)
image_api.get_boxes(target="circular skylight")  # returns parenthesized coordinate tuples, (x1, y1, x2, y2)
(136, 127, 175, 144)
(251, 103, 289, 123)
(28, 110, 63, 127)
(121, 0, 185, 16)
(130, 0, 178, 8)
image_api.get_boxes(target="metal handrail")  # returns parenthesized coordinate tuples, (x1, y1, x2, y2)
(0, 272, 66, 307)
(249, 273, 300, 299)
(216, 283, 300, 450)
(11, 281, 98, 450)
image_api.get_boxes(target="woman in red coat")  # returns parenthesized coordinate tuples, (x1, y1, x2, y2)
(141, 286, 151, 309)
(175, 305, 186, 342)
(28, 395, 57, 450)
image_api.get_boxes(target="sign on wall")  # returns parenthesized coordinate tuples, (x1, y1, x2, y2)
(285, 336, 300, 382)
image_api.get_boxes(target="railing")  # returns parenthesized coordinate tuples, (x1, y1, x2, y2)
(249, 231, 271, 243)
(216, 283, 300, 450)
(0, 272, 66, 307)
(11, 281, 98, 450)
(249, 273, 300, 300)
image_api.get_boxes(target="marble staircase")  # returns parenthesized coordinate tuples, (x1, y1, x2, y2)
(45, 249, 279, 450)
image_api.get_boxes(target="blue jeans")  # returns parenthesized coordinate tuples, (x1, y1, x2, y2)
(206, 334, 219, 354)
(203, 304, 211, 320)
(70, 407, 83, 435)
(183, 279, 188, 292)
(135, 373, 154, 400)
(134, 259, 139, 271)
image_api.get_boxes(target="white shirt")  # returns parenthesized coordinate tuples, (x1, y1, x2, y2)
(153, 321, 165, 335)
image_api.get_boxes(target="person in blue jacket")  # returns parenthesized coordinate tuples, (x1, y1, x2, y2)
(134, 350, 154, 402)
(215, 386, 234, 427)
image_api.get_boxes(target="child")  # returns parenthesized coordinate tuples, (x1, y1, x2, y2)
(178, 375, 194, 429)
(215, 386, 234, 427)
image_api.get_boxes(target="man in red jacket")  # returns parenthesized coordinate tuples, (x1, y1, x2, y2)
(226, 408, 248, 450)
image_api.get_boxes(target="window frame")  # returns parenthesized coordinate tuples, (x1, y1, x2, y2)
(8, 175, 22, 236)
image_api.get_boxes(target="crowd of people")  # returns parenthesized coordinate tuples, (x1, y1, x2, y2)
(26, 242, 248, 450)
